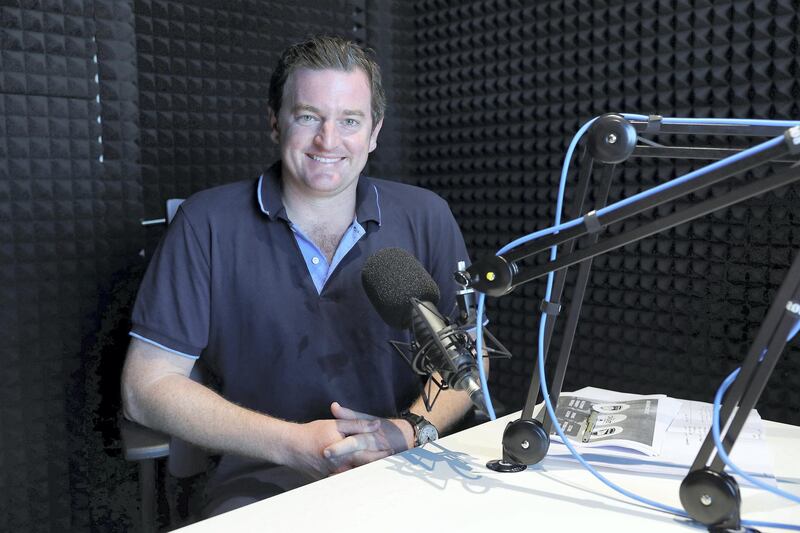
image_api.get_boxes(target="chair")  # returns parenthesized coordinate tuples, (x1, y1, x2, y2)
(120, 419, 169, 532)
(120, 364, 209, 532)
(123, 198, 210, 532)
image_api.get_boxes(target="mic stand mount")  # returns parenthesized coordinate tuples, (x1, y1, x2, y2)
(390, 274, 512, 412)
(455, 114, 800, 532)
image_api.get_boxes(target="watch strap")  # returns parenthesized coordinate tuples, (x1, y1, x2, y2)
(399, 411, 425, 446)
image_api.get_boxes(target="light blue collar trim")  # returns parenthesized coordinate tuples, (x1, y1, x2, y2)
(372, 184, 381, 227)
(257, 174, 269, 216)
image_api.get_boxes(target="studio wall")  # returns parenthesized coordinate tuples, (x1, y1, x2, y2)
(1, 1, 799, 531)
(403, 0, 800, 424)
(1, 0, 369, 530)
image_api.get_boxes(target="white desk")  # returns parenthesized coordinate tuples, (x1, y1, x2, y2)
(177, 411, 800, 532)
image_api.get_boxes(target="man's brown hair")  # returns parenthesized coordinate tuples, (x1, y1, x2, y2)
(268, 36, 386, 127)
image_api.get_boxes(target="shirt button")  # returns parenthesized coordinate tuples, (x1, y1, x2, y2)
(311, 256, 320, 265)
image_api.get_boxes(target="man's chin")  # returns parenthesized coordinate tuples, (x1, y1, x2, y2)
(304, 175, 357, 195)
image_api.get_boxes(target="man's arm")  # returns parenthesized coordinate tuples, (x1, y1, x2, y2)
(121, 337, 386, 479)
(323, 356, 490, 468)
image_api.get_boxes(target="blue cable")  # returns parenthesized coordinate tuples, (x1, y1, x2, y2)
(474, 115, 799, 416)
(660, 117, 800, 128)
(713, 367, 800, 504)
(710, 319, 800, 506)
(475, 117, 789, 419)
(532, 117, 800, 528)
(493, 124, 787, 256)
(535, 314, 800, 529)
(474, 116, 601, 421)
(474, 115, 800, 528)
(625, 114, 800, 128)
(535, 311, 690, 516)
(475, 291, 495, 420)
(595, 135, 784, 217)
(789, 319, 800, 342)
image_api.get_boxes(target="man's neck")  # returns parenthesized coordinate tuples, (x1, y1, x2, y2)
(282, 180, 358, 263)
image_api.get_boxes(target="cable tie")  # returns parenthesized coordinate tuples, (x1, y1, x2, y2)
(783, 126, 800, 154)
(540, 299, 562, 316)
(583, 210, 602, 234)
(644, 114, 662, 134)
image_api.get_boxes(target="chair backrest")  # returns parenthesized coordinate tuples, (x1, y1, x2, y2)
(166, 198, 184, 225)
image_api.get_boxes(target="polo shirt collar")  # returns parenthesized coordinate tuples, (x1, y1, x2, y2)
(257, 162, 286, 221)
(256, 161, 382, 226)
(354, 174, 381, 226)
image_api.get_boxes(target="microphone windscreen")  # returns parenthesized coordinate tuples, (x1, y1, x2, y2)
(361, 247, 441, 329)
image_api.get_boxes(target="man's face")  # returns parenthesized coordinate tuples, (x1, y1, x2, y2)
(271, 67, 382, 198)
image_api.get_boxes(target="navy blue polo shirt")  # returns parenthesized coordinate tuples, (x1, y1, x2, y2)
(130, 163, 470, 424)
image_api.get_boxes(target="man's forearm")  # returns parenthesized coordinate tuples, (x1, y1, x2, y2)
(406, 379, 473, 435)
(127, 372, 299, 466)
(407, 354, 491, 436)
(121, 336, 382, 481)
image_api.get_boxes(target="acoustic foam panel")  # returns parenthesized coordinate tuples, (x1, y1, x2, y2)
(405, 0, 800, 424)
(3, 0, 362, 530)
(134, 0, 357, 221)
(1, 1, 106, 531)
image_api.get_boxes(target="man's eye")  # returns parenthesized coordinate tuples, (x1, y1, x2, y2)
(297, 115, 317, 123)
(343, 118, 360, 128)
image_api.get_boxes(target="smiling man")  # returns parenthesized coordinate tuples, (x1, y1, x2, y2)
(121, 36, 476, 519)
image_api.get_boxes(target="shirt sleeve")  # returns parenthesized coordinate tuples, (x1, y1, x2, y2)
(130, 205, 211, 358)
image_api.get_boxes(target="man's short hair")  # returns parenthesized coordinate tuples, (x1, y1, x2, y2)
(268, 36, 386, 127)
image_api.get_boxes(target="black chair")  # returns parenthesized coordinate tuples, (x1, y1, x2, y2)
(120, 419, 169, 532)
(120, 364, 210, 532)
(122, 199, 209, 532)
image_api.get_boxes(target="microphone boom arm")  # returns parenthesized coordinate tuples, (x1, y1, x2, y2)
(459, 114, 800, 532)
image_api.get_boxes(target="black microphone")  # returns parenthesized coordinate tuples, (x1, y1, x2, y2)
(362, 247, 487, 414)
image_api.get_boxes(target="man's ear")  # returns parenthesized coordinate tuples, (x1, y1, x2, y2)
(368, 117, 383, 153)
(269, 109, 280, 144)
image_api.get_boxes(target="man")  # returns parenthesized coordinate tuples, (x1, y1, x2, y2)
(122, 36, 477, 517)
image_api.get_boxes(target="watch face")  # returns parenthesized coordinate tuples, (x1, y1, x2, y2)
(417, 424, 438, 445)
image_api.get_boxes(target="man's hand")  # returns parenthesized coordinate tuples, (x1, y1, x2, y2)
(321, 402, 415, 474)
(285, 417, 386, 480)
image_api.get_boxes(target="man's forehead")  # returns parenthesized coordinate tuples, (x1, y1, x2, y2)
(282, 67, 372, 107)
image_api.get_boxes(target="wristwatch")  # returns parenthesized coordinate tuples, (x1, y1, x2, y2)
(400, 411, 438, 446)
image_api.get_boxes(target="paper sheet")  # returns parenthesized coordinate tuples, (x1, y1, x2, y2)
(544, 387, 776, 487)
(550, 391, 683, 456)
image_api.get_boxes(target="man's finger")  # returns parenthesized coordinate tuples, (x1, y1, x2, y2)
(330, 401, 377, 421)
(324, 435, 362, 458)
(333, 418, 380, 438)
(324, 432, 390, 459)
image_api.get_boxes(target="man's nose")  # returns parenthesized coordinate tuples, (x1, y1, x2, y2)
(314, 120, 340, 150)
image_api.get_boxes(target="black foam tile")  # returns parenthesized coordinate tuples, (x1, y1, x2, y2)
(403, 0, 800, 425)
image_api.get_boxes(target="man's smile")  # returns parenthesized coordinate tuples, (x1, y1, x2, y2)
(307, 154, 346, 164)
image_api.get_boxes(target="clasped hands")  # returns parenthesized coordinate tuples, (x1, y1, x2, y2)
(290, 402, 415, 479)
